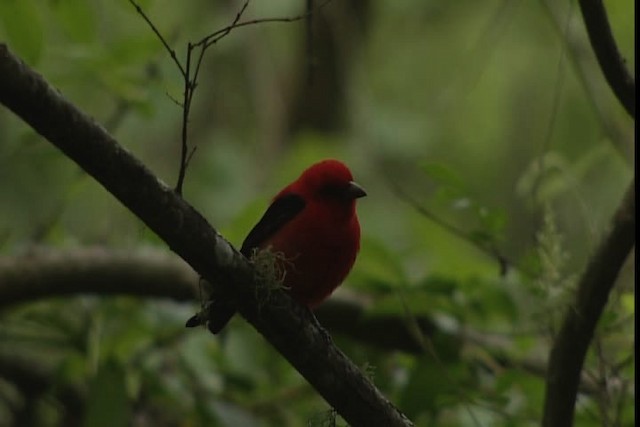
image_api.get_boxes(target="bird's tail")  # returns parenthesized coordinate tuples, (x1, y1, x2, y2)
(185, 299, 236, 334)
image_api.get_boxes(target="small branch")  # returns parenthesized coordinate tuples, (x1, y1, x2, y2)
(197, 0, 251, 50)
(305, 0, 315, 85)
(129, 0, 327, 194)
(174, 45, 193, 195)
(127, 0, 186, 78)
(578, 0, 635, 118)
(543, 180, 635, 427)
(194, 0, 333, 50)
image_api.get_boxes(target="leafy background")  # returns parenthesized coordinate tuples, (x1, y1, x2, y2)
(0, 0, 634, 426)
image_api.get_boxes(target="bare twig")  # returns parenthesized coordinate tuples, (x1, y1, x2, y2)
(194, 0, 333, 50)
(196, 0, 251, 49)
(305, 0, 315, 85)
(175, 45, 193, 195)
(129, 0, 333, 194)
(127, 0, 186, 78)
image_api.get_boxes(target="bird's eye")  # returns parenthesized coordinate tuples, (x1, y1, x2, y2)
(318, 183, 346, 199)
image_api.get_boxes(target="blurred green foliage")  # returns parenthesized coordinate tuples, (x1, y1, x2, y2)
(0, 0, 634, 426)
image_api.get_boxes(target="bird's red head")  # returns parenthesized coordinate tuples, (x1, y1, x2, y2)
(287, 159, 367, 206)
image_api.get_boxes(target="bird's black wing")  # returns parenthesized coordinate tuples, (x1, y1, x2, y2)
(240, 193, 306, 256)
(187, 193, 305, 334)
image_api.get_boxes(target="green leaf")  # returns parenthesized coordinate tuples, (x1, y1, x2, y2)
(415, 275, 459, 296)
(400, 361, 444, 417)
(469, 229, 494, 246)
(84, 360, 130, 427)
(351, 236, 407, 293)
(210, 401, 262, 427)
(400, 360, 467, 418)
(620, 293, 634, 316)
(52, 0, 96, 42)
(367, 291, 453, 318)
(461, 276, 518, 324)
(477, 205, 507, 238)
(420, 161, 466, 193)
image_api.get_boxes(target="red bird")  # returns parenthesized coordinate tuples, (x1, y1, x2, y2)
(188, 159, 366, 334)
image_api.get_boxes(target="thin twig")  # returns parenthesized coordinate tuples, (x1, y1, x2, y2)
(127, 0, 186, 78)
(391, 180, 516, 277)
(306, 0, 315, 85)
(175, 45, 193, 195)
(130, 0, 332, 194)
(195, 0, 334, 50)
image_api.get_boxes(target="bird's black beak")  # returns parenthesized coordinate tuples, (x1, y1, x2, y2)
(346, 181, 367, 199)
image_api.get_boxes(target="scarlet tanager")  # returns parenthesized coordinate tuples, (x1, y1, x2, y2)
(187, 159, 366, 333)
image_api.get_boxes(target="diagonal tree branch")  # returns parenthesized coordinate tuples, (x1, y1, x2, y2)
(578, 0, 635, 118)
(0, 43, 412, 427)
(542, 180, 635, 427)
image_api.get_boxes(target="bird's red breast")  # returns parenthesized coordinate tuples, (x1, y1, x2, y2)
(245, 159, 366, 307)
